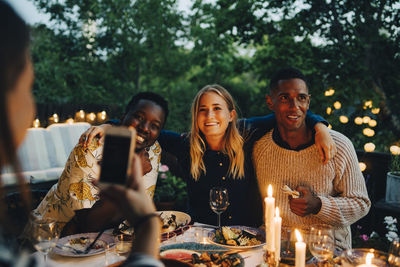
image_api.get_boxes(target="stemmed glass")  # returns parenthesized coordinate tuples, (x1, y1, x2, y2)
(308, 224, 335, 266)
(209, 187, 229, 230)
(31, 218, 59, 264)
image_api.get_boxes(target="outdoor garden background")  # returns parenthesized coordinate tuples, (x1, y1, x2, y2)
(13, 0, 400, 250)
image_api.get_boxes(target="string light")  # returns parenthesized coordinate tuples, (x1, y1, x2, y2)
(371, 108, 380, 114)
(364, 143, 375, 152)
(363, 116, 371, 124)
(354, 117, 363, 125)
(326, 107, 332, 115)
(363, 128, 375, 137)
(53, 114, 59, 123)
(364, 100, 373, 109)
(324, 88, 335, 96)
(339, 115, 349, 123)
(333, 101, 341, 109)
(328, 124, 332, 129)
(368, 120, 377, 127)
(390, 145, 400, 155)
(359, 162, 367, 172)
(66, 118, 74, 124)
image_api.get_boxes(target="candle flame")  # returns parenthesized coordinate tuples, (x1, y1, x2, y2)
(366, 253, 374, 265)
(268, 184, 273, 197)
(295, 229, 303, 242)
(275, 207, 280, 217)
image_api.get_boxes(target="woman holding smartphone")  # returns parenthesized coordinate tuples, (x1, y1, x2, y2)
(0, 2, 162, 266)
(82, 85, 334, 227)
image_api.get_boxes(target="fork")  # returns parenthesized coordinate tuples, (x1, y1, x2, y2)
(56, 244, 85, 254)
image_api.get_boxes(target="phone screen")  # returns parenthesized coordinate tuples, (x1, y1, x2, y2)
(100, 134, 132, 184)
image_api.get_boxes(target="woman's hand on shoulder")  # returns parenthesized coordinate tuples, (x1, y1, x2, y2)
(79, 124, 111, 149)
(314, 123, 337, 164)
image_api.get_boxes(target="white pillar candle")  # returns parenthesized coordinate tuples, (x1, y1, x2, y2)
(357, 253, 377, 267)
(264, 184, 275, 252)
(295, 229, 306, 267)
(274, 207, 282, 261)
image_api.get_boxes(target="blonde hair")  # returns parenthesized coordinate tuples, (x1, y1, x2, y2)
(190, 85, 244, 181)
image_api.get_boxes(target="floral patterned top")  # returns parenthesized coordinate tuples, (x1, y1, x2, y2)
(33, 138, 161, 231)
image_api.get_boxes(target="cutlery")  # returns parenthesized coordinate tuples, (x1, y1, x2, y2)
(56, 244, 84, 254)
(83, 229, 105, 254)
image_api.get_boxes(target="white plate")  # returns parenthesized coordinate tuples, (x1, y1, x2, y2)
(119, 211, 191, 236)
(207, 226, 265, 249)
(159, 211, 191, 235)
(53, 232, 114, 257)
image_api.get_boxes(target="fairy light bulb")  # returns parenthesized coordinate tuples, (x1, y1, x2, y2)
(333, 101, 341, 109)
(368, 120, 377, 127)
(371, 108, 380, 114)
(359, 162, 367, 172)
(390, 145, 400, 155)
(339, 115, 349, 124)
(363, 116, 371, 124)
(326, 107, 332, 115)
(354, 117, 363, 125)
(364, 143, 375, 152)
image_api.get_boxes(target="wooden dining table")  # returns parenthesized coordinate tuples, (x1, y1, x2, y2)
(32, 223, 265, 266)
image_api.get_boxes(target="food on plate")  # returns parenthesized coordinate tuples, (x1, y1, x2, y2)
(191, 252, 241, 266)
(160, 249, 199, 262)
(160, 249, 242, 267)
(281, 185, 300, 198)
(67, 236, 105, 250)
(118, 211, 190, 235)
(159, 212, 189, 233)
(214, 227, 263, 247)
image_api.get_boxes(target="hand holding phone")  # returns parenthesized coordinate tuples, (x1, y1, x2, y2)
(99, 126, 136, 185)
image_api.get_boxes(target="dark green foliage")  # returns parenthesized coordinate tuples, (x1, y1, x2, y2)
(29, 0, 400, 151)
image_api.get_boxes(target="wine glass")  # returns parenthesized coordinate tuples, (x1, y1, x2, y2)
(31, 218, 59, 263)
(308, 224, 335, 266)
(209, 187, 229, 230)
(389, 239, 400, 267)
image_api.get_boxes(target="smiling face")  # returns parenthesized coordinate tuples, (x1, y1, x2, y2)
(196, 91, 235, 143)
(122, 99, 165, 151)
(266, 78, 310, 134)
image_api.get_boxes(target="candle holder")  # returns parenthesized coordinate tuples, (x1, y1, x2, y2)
(338, 248, 389, 267)
(263, 250, 279, 267)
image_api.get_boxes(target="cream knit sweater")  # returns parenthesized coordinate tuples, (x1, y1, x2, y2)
(253, 129, 371, 250)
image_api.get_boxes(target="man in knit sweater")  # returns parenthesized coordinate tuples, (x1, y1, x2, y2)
(253, 68, 370, 250)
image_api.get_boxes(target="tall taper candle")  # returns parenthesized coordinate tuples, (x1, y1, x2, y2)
(274, 207, 282, 261)
(265, 184, 275, 251)
(295, 229, 306, 267)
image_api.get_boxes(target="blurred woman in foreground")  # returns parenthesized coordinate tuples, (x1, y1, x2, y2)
(0, 1, 162, 266)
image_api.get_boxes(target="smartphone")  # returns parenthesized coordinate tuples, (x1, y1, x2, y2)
(99, 126, 136, 185)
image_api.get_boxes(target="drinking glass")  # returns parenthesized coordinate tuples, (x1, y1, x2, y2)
(389, 240, 400, 267)
(308, 224, 335, 266)
(209, 187, 229, 230)
(115, 234, 133, 257)
(31, 218, 59, 263)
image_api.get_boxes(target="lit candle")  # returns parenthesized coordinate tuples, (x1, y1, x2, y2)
(265, 184, 275, 252)
(357, 253, 377, 267)
(274, 207, 282, 262)
(33, 118, 40, 128)
(295, 229, 306, 267)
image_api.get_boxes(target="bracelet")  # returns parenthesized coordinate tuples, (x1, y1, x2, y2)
(133, 213, 160, 229)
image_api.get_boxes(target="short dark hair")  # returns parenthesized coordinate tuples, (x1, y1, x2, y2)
(269, 67, 308, 94)
(124, 92, 169, 125)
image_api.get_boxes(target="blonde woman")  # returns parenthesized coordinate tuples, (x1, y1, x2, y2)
(82, 84, 333, 226)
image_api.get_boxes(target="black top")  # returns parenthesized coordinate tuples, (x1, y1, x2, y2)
(158, 111, 327, 227)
